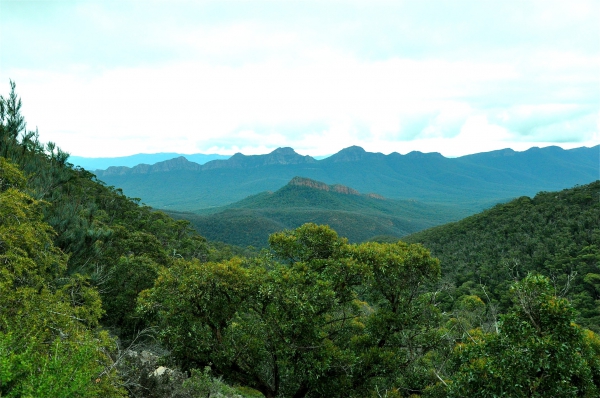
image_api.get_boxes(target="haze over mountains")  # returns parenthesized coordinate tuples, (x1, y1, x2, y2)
(70, 152, 229, 170)
(94, 145, 599, 213)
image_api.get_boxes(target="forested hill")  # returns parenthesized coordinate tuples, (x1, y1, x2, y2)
(167, 177, 470, 247)
(403, 180, 600, 331)
(94, 144, 599, 211)
(0, 82, 256, 396)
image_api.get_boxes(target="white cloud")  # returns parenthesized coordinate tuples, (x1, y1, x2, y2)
(1, 0, 598, 158)
(9, 48, 597, 157)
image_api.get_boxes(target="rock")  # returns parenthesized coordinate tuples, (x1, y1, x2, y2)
(152, 366, 170, 377)
(140, 350, 158, 364)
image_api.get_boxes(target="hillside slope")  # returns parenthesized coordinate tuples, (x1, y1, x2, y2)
(168, 177, 470, 247)
(95, 145, 600, 212)
(0, 81, 264, 396)
(403, 180, 600, 331)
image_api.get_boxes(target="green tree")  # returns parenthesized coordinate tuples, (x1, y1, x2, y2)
(442, 274, 600, 397)
(0, 158, 125, 397)
(404, 181, 600, 331)
(139, 223, 442, 397)
(349, 241, 442, 395)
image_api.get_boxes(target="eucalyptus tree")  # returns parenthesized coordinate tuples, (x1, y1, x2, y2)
(139, 223, 442, 397)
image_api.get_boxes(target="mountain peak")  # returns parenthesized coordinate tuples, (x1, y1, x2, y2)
(346, 145, 366, 151)
(96, 156, 202, 176)
(404, 151, 445, 159)
(270, 147, 297, 155)
(325, 146, 374, 163)
(263, 147, 315, 165)
(202, 147, 316, 170)
(147, 156, 202, 172)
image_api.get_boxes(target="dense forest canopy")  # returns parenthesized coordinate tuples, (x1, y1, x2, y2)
(0, 81, 250, 396)
(1, 81, 600, 397)
(404, 181, 600, 331)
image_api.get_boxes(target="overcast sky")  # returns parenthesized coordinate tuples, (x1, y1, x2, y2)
(0, 0, 598, 158)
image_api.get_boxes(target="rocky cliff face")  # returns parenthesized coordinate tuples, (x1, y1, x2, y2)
(366, 193, 385, 200)
(330, 184, 360, 195)
(289, 176, 330, 191)
(289, 177, 362, 196)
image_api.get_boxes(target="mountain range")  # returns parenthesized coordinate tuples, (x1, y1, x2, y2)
(93, 145, 599, 212)
(70, 152, 229, 170)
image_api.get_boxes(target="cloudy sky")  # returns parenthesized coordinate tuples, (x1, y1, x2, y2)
(0, 0, 598, 158)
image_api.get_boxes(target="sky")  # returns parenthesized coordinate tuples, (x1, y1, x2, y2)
(0, 0, 598, 158)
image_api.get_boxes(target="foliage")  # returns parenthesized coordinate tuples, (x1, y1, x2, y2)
(404, 181, 600, 330)
(183, 367, 262, 398)
(0, 81, 266, 396)
(114, 349, 260, 398)
(139, 223, 442, 397)
(0, 158, 125, 397)
(2, 81, 600, 397)
(0, 81, 214, 341)
(438, 275, 600, 397)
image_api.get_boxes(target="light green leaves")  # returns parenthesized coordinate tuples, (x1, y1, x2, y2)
(0, 158, 125, 397)
(141, 223, 443, 397)
(445, 274, 600, 398)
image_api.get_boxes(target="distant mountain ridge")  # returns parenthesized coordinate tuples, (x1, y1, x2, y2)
(95, 145, 599, 212)
(202, 147, 316, 170)
(98, 156, 202, 176)
(96, 147, 315, 175)
(94, 146, 447, 175)
(71, 152, 228, 170)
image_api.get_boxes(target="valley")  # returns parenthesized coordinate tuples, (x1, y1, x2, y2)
(167, 176, 472, 247)
(94, 145, 599, 214)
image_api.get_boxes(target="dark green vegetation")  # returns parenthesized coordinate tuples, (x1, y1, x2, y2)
(2, 81, 600, 397)
(140, 224, 444, 397)
(168, 177, 471, 247)
(0, 82, 255, 396)
(139, 224, 600, 397)
(404, 181, 600, 332)
(95, 144, 599, 212)
(441, 274, 600, 397)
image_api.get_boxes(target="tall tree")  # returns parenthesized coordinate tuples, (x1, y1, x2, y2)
(139, 223, 442, 397)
